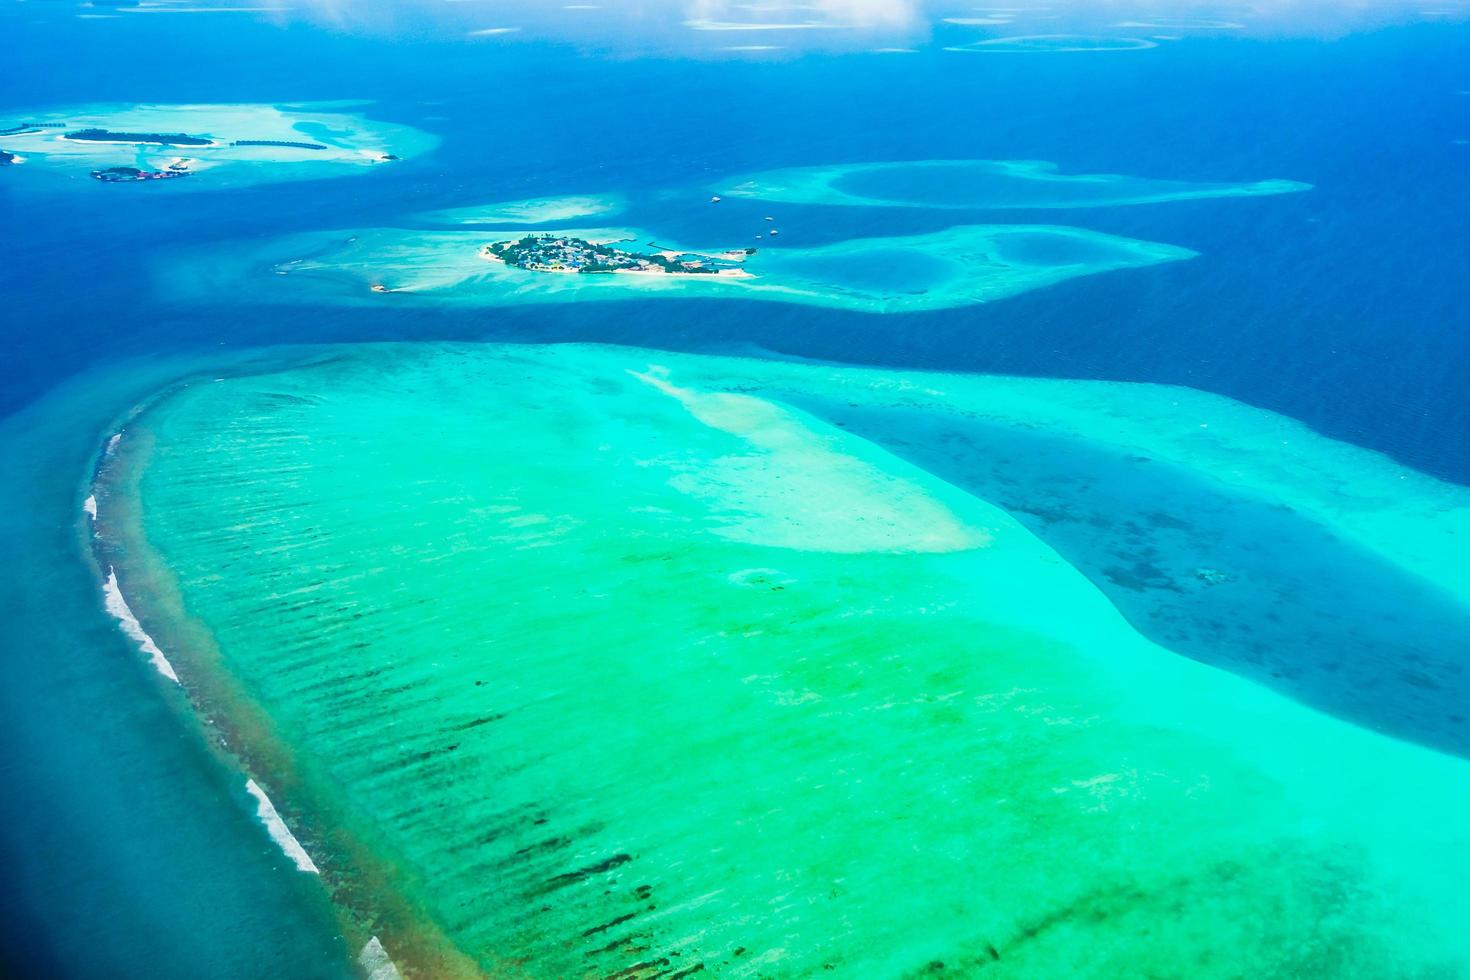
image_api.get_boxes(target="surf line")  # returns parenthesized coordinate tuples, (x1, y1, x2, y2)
(103, 563, 327, 885)
(359, 936, 405, 980)
(100, 570, 408, 972)
(247, 782, 408, 976)
(247, 777, 404, 978)
(97, 560, 326, 878)
(88, 418, 403, 980)
(101, 566, 181, 685)
(245, 778, 321, 874)
(89, 458, 320, 876)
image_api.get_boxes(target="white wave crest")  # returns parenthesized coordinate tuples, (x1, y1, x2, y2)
(102, 568, 180, 684)
(359, 936, 404, 980)
(83, 495, 98, 520)
(245, 779, 320, 874)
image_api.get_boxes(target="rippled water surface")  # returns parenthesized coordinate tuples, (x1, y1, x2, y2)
(2, 2, 1468, 976)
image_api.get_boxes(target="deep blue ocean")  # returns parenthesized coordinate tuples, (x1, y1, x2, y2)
(1, 3, 1468, 977)
(4, 10, 1469, 481)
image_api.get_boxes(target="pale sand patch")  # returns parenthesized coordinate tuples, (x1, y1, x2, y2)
(421, 193, 624, 226)
(630, 367, 990, 553)
(654, 347, 1470, 608)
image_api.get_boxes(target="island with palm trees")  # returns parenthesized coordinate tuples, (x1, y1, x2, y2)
(482, 234, 755, 277)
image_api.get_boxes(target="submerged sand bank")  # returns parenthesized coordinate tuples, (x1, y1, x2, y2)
(717, 158, 1311, 209)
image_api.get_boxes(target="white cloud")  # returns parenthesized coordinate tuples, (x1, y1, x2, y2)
(685, 0, 918, 30)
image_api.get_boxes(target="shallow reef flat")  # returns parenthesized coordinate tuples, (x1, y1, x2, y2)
(416, 193, 627, 226)
(788, 399, 1470, 759)
(691, 356, 1470, 608)
(717, 159, 1311, 209)
(169, 222, 1195, 313)
(98, 342, 1470, 979)
(0, 102, 436, 188)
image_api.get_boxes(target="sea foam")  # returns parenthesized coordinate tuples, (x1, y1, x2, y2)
(358, 937, 404, 980)
(102, 567, 180, 684)
(245, 779, 320, 874)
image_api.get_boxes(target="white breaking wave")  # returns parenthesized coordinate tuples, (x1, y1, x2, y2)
(105, 433, 122, 455)
(245, 779, 321, 874)
(83, 495, 98, 520)
(102, 568, 180, 684)
(359, 936, 404, 980)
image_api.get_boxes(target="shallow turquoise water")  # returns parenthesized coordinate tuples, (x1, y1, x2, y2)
(990, 231, 1140, 267)
(829, 162, 1239, 207)
(2, 3, 1470, 976)
(800, 398, 1470, 757)
(764, 247, 957, 293)
(100, 343, 1470, 978)
(0, 361, 353, 979)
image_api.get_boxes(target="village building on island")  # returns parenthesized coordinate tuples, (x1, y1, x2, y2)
(481, 234, 756, 277)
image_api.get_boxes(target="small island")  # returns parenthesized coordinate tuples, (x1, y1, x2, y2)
(65, 128, 215, 147)
(3, 103, 434, 190)
(481, 234, 755, 277)
(90, 163, 191, 183)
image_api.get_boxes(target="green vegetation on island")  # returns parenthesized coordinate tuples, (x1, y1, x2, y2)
(173, 223, 1199, 314)
(483, 234, 753, 275)
(3, 103, 437, 190)
(90, 164, 191, 183)
(65, 128, 214, 146)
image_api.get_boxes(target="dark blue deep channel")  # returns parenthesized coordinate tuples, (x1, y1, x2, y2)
(799, 398, 1470, 758)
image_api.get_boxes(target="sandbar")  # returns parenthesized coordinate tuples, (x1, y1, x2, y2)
(718, 158, 1310, 209)
(419, 193, 626, 226)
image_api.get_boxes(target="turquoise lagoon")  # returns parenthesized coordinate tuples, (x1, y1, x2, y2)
(717, 160, 1310, 210)
(90, 341, 1470, 978)
(417, 194, 629, 226)
(154, 157, 1317, 317)
(6, 7, 1470, 977)
(166, 223, 1194, 314)
(1, 102, 436, 189)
